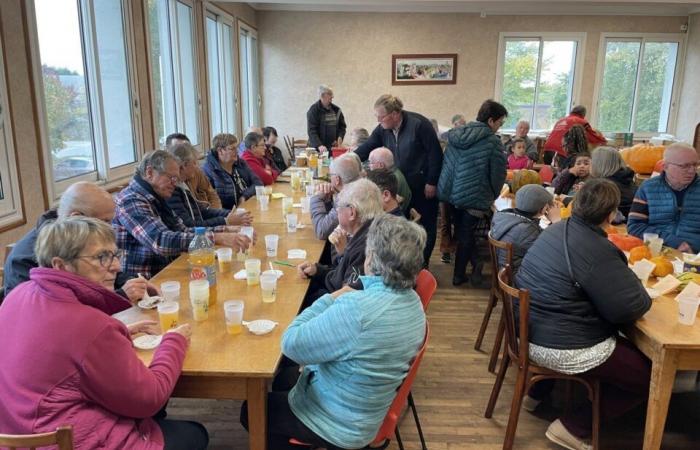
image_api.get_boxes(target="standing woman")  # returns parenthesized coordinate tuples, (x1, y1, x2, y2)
(307, 85, 347, 153)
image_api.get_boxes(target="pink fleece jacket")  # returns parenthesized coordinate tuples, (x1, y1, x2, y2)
(242, 150, 280, 185)
(0, 268, 187, 449)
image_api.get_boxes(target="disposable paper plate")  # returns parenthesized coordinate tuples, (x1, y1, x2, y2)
(288, 249, 307, 259)
(133, 334, 162, 350)
(233, 269, 247, 280)
(645, 287, 660, 300)
(271, 193, 287, 199)
(137, 296, 163, 309)
(243, 320, 278, 336)
(293, 203, 302, 208)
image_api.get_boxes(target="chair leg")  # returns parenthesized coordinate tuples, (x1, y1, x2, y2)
(407, 391, 427, 450)
(503, 369, 528, 450)
(591, 380, 601, 450)
(474, 290, 498, 351)
(488, 313, 505, 373)
(395, 424, 405, 450)
(485, 350, 510, 418)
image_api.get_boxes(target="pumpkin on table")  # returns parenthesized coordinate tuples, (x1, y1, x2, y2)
(619, 144, 665, 175)
(651, 256, 674, 277)
(628, 245, 652, 264)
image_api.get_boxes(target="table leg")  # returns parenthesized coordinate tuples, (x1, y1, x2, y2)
(247, 378, 268, 450)
(642, 348, 678, 450)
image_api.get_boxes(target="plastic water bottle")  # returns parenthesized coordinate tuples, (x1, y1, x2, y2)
(188, 227, 217, 305)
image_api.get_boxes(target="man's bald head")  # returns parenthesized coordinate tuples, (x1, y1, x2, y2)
(368, 147, 395, 170)
(57, 182, 116, 222)
(663, 143, 699, 190)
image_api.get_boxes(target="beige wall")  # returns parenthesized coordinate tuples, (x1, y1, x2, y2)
(258, 12, 687, 138)
(677, 13, 700, 145)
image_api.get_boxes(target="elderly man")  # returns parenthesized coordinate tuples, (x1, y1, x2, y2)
(544, 105, 606, 163)
(311, 153, 361, 240)
(368, 147, 411, 212)
(238, 126, 263, 156)
(452, 114, 467, 128)
(307, 85, 347, 153)
(505, 120, 538, 162)
(3, 182, 156, 301)
(165, 132, 222, 209)
(114, 150, 250, 278)
(355, 94, 443, 265)
(628, 143, 700, 252)
(299, 179, 383, 303)
(366, 169, 403, 216)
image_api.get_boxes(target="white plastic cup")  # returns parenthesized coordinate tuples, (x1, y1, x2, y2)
(245, 258, 261, 286)
(260, 271, 278, 303)
(157, 301, 179, 331)
(265, 234, 279, 257)
(643, 232, 660, 245)
(259, 195, 270, 211)
(678, 296, 700, 325)
(216, 247, 233, 272)
(239, 226, 254, 260)
(306, 183, 315, 197)
(189, 279, 210, 321)
(161, 281, 181, 303)
(223, 300, 244, 335)
(255, 186, 265, 198)
(286, 213, 298, 233)
(301, 196, 311, 214)
(649, 237, 664, 257)
(282, 197, 293, 220)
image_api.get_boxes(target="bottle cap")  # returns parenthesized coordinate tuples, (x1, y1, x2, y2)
(194, 227, 206, 235)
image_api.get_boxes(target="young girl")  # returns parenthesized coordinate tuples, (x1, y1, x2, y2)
(552, 152, 591, 196)
(508, 138, 533, 170)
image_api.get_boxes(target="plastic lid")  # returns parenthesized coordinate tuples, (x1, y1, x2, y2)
(194, 227, 206, 235)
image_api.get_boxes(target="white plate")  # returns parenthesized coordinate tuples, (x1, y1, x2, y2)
(243, 320, 278, 335)
(288, 249, 307, 259)
(233, 269, 247, 280)
(137, 296, 163, 309)
(133, 334, 162, 350)
(645, 287, 660, 300)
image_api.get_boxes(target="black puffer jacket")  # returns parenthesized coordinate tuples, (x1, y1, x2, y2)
(515, 215, 651, 349)
(606, 167, 636, 219)
(490, 209, 542, 272)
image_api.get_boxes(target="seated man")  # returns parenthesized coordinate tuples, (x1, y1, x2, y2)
(166, 132, 222, 209)
(114, 150, 250, 278)
(503, 119, 538, 162)
(299, 179, 383, 302)
(262, 126, 288, 172)
(167, 143, 253, 228)
(366, 169, 403, 216)
(310, 153, 361, 240)
(368, 147, 412, 212)
(628, 143, 700, 252)
(3, 182, 156, 301)
(241, 132, 280, 185)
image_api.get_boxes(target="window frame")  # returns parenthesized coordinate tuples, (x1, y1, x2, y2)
(28, 0, 142, 201)
(494, 32, 586, 133)
(238, 20, 260, 132)
(591, 32, 686, 137)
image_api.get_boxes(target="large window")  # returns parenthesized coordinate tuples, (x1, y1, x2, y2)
(239, 22, 260, 131)
(148, 0, 201, 146)
(206, 9, 237, 137)
(594, 34, 683, 134)
(496, 33, 585, 131)
(32, 0, 140, 195)
(0, 35, 24, 228)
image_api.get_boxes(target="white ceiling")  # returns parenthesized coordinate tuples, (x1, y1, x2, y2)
(234, 0, 700, 16)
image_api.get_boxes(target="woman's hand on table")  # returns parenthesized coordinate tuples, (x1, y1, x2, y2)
(122, 277, 159, 303)
(128, 320, 160, 337)
(298, 261, 317, 279)
(330, 285, 355, 299)
(226, 209, 253, 226)
(166, 323, 192, 345)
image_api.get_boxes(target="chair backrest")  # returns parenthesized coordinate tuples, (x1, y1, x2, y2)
(694, 122, 700, 154)
(0, 426, 74, 450)
(488, 233, 513, 282)
(4, 242, 15, 263)
(415, 269, 437, 311)
(497, 266, 531, 371)
(372, 324, 430, 446)
(539, 165, 554, 184)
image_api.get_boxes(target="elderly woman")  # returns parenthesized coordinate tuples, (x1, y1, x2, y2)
(299, 178, 382, 303)
(241, 131, 280, 185)
(203, 133, 262, 209)
(516, 179, 651, 450)
(242, 214, 426, 449)
(0, 217, 207, 450)
(167, 142, 253, 227)
(591, 146, 636, 219)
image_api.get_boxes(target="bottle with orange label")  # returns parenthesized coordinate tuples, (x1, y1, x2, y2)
(188, 227, 217, 305)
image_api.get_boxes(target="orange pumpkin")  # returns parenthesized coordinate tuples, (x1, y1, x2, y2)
(651, 256, 673, 277)
(629, 245, 652, 264)
(506, 170, 514, 181)
(560, 201, 573, 219)
(608, 234, 644, 251)
(653, 159, 664, 174)
(619, 144, 665, 174)
(511, 169, 542, 194)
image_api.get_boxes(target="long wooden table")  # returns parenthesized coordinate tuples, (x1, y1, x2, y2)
(114, 183, 322, 450)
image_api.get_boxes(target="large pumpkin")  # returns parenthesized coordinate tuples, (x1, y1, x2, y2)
(609, 234, 644, 251)
(511, 169, 542, 194)
(619, 144, 665, 175)
(629, 245, 652, 264)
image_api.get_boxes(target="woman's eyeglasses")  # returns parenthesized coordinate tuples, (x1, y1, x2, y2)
(75, 249, 123, 268)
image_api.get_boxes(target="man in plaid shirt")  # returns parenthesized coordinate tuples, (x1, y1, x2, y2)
(114, 151, 251, 278)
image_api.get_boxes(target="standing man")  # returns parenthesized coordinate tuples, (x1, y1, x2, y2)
(355, 94, 443, 266)
(307, 85, 347, 153)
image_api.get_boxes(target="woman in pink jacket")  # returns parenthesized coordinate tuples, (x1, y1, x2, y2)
(241, 131, 280, 185)
(0, 217, 207, 450)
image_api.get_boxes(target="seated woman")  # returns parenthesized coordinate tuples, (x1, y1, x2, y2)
(515, 179, 651, 450)
(263, 126, 289, 172)
(491, 184, 559, 271)
(203, 133, 262, 209)
(241, 214, 426, 450)
(0, 216, 207, 450)
(591, 146, 636, 220)
(241, 131, 280, 186)
(552, 152, 591, 196)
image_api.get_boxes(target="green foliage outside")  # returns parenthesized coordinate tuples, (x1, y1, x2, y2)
(41, 65, 90, 154)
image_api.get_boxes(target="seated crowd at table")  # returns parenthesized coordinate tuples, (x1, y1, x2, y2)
(0, 84, 698, 450)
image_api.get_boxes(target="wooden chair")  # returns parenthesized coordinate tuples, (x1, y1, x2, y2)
(0, 426, 74, 450)
(694, 122, 700, 154)
(484, 266, 600, 450)
(474, 234, 512, 375)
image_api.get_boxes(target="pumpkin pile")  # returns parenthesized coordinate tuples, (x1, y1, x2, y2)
(628, 245, 652, 264)
(619, 144, 665, 175)
(650, 256, 674, 277)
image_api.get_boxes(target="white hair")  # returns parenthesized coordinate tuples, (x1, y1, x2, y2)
(330, 153, 361, 184)
(335, 178, 383, 223)
(369, 147, 395, 170)
(318, 84, 333, 97)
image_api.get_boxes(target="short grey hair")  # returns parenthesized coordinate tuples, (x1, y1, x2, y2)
(517, 120, 530, 128)
(374, 94, 403, 114)
(335, 178, 383, 224)
(35, 216, 116, 268)
(591, 146, 626, 178)
(244, 132, 264, 150)
(369, 147, 395, 170)
(57, 182, 113, 219)
(318, 84, 333, 97)
(365, 214, 426, 290)
(330, 153, 361, 184)
(137, 150, 180, 177)
(168, 142, 197, 164)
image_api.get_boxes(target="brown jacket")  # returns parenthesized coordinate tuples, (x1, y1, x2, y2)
(187, 166, 222, 209)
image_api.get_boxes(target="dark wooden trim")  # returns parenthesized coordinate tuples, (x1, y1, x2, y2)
(392, 53, 458, 86)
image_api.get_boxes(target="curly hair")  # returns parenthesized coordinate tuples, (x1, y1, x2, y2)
(563, 124, 588, 162)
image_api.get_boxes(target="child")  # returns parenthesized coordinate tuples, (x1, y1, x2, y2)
(552, 152, 591, 196)
(508, 138, 533, 170)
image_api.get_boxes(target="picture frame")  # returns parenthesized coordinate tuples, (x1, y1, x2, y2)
(392, 53, 458, 85)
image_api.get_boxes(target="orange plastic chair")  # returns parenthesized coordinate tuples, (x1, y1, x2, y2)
(0, 425, 74, 450)
(539, 165, 554, 184)
(415, 269, 437, 311)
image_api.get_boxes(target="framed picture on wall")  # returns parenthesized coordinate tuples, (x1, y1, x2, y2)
(392, 54, 458, 85)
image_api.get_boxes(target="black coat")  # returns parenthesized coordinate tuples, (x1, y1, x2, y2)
(607, 167, 636, 219)
(315, 220, 372, 292)
(166, 184, 229, 228)
(515, 215, 651, 349)
(306, 100, 347, 150)
(490, 209, 542, 272)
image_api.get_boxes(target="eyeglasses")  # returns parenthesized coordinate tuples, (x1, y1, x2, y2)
(255, 143, 267, 148)
(74, 249, 123, 269)
(157, 171, 180, 184)
(666, 161, 700, 171)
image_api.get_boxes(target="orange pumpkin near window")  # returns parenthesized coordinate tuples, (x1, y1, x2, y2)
(628, 245, 652, 264)
(619, 144, 665, 175)
(608, 234, 644, 252)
